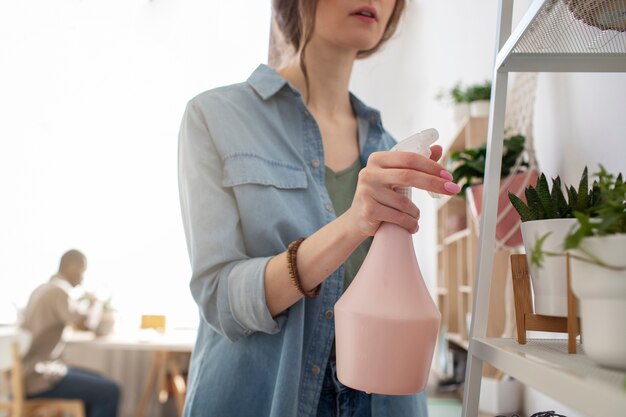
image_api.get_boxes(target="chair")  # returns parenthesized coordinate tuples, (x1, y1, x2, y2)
(0, 330, 85, 417)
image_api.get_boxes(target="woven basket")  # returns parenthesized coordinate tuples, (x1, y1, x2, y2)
(565, 0, 626, 32)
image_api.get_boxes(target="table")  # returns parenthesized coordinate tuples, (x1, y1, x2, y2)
(64, 329, 196, 417)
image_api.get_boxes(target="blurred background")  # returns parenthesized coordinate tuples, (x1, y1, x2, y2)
(1, 1, 625, 416)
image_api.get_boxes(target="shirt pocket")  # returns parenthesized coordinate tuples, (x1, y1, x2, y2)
(222, 153, 307, 190)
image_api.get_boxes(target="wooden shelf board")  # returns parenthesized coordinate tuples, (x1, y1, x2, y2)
(442, 228, 471, 245)
(447, 332, 470, 350)
(459, 285, 472, 294)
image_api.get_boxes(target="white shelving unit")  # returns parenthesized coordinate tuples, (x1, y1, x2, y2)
(463, 1, 626, 416)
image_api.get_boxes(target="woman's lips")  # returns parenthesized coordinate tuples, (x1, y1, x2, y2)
(350, 6, 378, 24)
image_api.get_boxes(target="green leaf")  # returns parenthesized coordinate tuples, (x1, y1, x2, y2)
(564, 212, 592, 250)
(551, 176, 570, 218)
(576, 166, 589, 211)
(567, 185, 578, 210)
(531, 232, 552, 268)
(537, 174, 557, 218)
(525, 187, 546, 220)
(509, 192, 534, 222)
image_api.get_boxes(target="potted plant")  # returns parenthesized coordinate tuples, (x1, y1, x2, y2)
(463, 80, 492, 117)
(531, 166, 626, 370)
(436, 82, 469, 129)
(450, 134, 536, 247)
(79, 292, 116, 336)
(508, 167, 598, 317)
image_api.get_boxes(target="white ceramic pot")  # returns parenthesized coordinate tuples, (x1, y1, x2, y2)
(570, 234, 626, 371)
(469, 100, 490, 117)
(452, 103, 469, 128)
(520, 218, 578, 317)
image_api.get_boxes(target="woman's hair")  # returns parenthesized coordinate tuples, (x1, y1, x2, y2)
(273, 0, 406, 96)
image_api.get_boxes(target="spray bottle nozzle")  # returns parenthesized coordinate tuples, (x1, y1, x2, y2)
(391, 128, 442, 199)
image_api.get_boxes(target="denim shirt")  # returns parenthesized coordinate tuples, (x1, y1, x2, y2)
(178, 64, 428, 417)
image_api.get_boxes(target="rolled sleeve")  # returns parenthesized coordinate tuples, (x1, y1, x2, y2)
(219, 257, 286, 339)
(178, 99, 284, 342)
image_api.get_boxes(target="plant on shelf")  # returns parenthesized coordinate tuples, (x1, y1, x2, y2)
(436, 82, 465, 105)
(528, 165, 626, 371)
(437, 80, 493, 121)
(450, 133, 528, 196)
(449, 133, 535, 248)
(508, 167, 598, 223)
(462, 80, 492, 103)
(437, 81, 492, 104)
(507, 166, 599, 317)
(529, 166, 625, 269)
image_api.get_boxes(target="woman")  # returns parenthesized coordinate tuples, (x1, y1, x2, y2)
(178, 0, 460, 415)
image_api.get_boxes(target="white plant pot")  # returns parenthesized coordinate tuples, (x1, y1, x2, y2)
(520, 219, 578, 317)
(452, 103, 469, 128)
(469, 100, 490, 117)
(570, 233, 626, 371)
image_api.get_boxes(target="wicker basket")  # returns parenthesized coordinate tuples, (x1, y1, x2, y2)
(565, 0, 626, 32)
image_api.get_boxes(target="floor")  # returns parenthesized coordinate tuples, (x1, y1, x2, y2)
(426, 372, 495, 417)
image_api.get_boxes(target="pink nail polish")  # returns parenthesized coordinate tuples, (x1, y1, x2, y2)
(444, 182, 461, 194)
(439, 170, 453, 181)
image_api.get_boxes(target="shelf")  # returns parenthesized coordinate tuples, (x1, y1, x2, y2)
(436, 287, 449, 296)
(436, 194, 465, 210)
(458, 285, 472, 294)
(442, 228, 471, 245)
(436, 194, 453, 209)
(448, 332, 469, 350)
(445, 116, 489, 157)
(496, 0, 626, 72)
(472, 338, 626, 417)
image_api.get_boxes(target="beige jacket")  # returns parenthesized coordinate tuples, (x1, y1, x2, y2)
(20, 275, 86, 395)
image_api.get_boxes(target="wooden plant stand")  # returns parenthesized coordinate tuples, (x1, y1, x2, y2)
(510, 254, 580, 353)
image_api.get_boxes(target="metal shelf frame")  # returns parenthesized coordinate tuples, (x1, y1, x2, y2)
(462, 1, 626, 416)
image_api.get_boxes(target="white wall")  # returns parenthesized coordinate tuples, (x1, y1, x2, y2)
(351, 0, 501, 294)
(351, 1, 626, 416)
(0, 0, 272, 327)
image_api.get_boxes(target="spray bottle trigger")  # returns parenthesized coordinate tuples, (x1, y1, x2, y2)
(391, 128, 442, 199)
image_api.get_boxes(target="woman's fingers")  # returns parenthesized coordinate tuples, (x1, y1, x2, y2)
(371, 188, 421, 220)
(349, 147, 459, 236)
(430, 145, 443, 162)
(363, 199, 419, 233)
(373, 168, 459, 195)
(368, 151, 443, 175)
(366, 151, 459, 195)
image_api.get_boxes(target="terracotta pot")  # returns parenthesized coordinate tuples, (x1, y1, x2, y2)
(467, 170, 538, 248)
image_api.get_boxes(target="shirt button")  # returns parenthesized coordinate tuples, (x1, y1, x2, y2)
(311, 159, 320, 168)
(324, 203, 333, 212)
(311, 364, 321, 375)
(324, 310, 334, 320)
(304, 110, 310, 117)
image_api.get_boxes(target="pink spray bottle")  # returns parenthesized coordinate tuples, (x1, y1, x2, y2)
(334, 128, 442, 395)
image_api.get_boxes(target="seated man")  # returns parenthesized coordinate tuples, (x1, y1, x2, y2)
(21, 249, 120, 417)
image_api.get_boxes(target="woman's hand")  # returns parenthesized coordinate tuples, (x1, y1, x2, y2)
(346, 145, 460, 237)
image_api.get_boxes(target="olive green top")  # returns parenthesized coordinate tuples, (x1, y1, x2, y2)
(325, 159, 373, 289)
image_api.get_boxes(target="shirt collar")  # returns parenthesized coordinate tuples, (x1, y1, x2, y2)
(247, 64, 383, 126)
(50, 274, 74, 295)
(247, 64, 290, 101)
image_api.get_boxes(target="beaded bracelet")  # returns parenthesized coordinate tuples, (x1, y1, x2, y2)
(286, 237, 321, 298)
